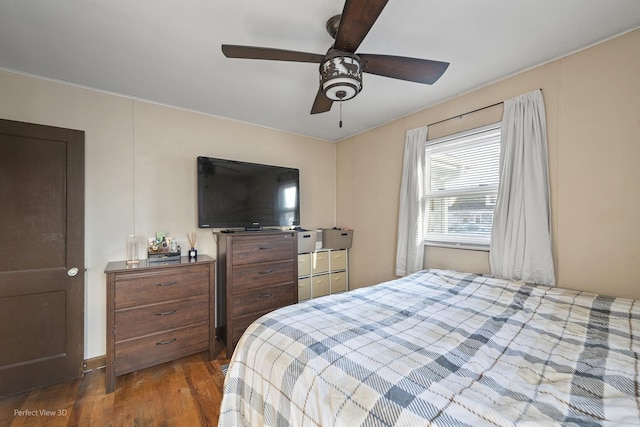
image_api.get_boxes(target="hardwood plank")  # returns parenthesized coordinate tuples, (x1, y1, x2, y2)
(0, 349, 230, 426)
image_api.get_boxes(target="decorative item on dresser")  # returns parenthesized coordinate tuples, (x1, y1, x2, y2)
(216, 230, 298, 358)
(104, 255, 216, 393)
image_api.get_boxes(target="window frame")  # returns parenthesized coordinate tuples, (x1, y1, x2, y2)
(423, 123, 501, 250)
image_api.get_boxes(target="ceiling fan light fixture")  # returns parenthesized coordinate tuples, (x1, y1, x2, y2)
(320, 50, 362, 101)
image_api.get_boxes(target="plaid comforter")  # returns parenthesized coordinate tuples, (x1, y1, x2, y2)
(218, 269, 640, 426)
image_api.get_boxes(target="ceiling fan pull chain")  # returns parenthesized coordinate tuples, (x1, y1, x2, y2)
(339, 100, 343, 128)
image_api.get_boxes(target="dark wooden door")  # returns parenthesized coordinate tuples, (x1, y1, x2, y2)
(0, 118, 85, 396)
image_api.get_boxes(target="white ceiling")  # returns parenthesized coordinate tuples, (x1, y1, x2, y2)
(1, 1, 639, 142)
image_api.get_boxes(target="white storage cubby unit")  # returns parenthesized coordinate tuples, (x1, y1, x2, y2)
(297, 249, 348, 301)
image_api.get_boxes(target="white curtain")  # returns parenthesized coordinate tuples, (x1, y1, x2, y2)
(395, 126, 428, 276)
(490, 90, 555, 285)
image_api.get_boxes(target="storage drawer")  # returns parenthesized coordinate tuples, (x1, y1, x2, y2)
(114, 322, 208, 376)
(231, 260, 294, 292)
(298, 277, 311, 301)
(331, 250, 347, 271)
(311, 251, 329, 274)
(330, 271, 347, 293)
(298, 253, 311, 276)
(311, 274, 330, 298)
(231, 284, 296, 318)
(231, 234, 295, 265)
(114, 264, 209, 309)
(115, 294, 209, 341)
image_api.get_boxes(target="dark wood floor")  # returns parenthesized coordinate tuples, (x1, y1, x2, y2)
(0, 349, 230, 427)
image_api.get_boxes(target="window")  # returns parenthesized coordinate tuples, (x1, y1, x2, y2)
(424, 123, 501, 248)
(278, 183, 298, 225)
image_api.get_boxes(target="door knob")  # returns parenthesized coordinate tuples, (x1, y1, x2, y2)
(67, 267, 79, 277)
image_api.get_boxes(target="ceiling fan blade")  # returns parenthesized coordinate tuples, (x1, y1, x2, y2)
(334, 0, 389, 53)
(359, 54, 450, 85)
(310, 89, 333, 114)
(221, 45, 325, 63)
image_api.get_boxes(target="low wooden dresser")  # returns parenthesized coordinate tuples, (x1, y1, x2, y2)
(216, 231, 298, 358)
(104, 255, 215, 393)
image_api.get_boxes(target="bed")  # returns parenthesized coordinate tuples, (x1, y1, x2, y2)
(218, 269, 640, 426)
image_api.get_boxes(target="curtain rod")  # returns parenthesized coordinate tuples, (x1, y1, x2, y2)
(426, 88, 543, 128)
(426, 101, 503, 127)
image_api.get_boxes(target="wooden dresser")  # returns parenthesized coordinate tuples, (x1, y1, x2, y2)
(216, 231, 297, 358)
(104, 255, 216, 393)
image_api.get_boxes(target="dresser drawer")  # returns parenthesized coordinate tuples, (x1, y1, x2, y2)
(231, 234, 295, 265)
(114, 322, 209, 376)
(231, 283, 296, 318)
(230, 312, 273, 350)
(114, 264, 209, 309)
(231, 260, 295, 292)
(115, 294, 209, 341)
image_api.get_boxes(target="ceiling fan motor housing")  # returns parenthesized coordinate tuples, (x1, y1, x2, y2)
(320, 50, 363, 101)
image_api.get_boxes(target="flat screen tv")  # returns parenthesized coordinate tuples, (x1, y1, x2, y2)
(197, 156, 300, 230)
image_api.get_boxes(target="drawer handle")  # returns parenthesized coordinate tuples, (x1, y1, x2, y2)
(156, 281, 177, 287)
(258, 246, 272, 250)
(258, 293, 273, 299)
(156, 338, 177, 346)
(259, 269, 273, 275)
(156, 309, 177, 316)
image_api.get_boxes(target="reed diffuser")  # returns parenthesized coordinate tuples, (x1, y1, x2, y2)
(187, 232, 198, 260)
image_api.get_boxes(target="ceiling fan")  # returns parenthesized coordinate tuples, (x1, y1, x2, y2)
(221, 0, 449, 116)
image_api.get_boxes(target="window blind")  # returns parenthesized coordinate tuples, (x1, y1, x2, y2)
(424, 124, 501, 247)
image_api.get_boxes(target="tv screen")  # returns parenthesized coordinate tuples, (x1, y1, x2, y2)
(197, 156, 300, 229)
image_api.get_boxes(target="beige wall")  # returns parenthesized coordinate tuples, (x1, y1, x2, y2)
(0, 71, 337, 358)
(337, 29, 640, 300)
